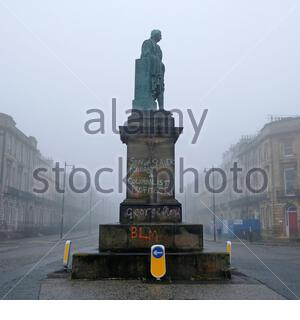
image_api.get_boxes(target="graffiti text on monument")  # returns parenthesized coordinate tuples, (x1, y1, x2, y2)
(130, 226, 158, 242)
(125, 206, 181, 221)
(128, 157, 174, 197)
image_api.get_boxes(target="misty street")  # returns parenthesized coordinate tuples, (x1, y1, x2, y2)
(1, 0, 300, 311)
(0, 233, 299, 299)
(0, 232, 98, 299)
(206, 240, 300, 300)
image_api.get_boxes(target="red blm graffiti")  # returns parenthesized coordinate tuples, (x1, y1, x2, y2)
(130, 226, 158, 242)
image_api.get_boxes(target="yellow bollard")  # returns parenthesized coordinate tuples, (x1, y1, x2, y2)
(227, 241, 232, 265)
(63, 240, 72, 270)
(151, 245, 166, 280)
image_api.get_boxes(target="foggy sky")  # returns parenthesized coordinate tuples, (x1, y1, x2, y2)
(1, 0, 300, 190)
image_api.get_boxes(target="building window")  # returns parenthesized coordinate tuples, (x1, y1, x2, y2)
(265, 206, 272, 230)
(20, 143, 23, 162)
(7, 134, 12, 154)
(263, 143, 269, 161)
(283, 141, 293, 156)
(12, 136, 16, 157)
(284, 168, 296, 196)
(17, 141, 21, 161)
(5, 160, 12, 187)
(24, 172, 28, 191)
(3, 201, 9, 227)
(264, 167, 270, 192)
(12, 167, 16, 188)
(17, 166, 23, 190)
(260, 207, 265, 229)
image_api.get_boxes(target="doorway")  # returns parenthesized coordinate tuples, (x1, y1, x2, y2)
(286, 205, 298, 238)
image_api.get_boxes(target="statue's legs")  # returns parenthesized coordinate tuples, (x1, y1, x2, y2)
(151, 74, 164, 110)
(158, 93, 164, 110)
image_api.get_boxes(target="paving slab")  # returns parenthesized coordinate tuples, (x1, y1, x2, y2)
(39, 272, 284, 300)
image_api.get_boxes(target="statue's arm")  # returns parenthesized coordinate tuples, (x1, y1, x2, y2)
(141, 40, 151, 58)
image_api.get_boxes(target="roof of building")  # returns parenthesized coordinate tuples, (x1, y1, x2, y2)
(222, 116, 300, 161)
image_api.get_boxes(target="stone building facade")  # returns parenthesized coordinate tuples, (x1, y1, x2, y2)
(206, 117, 300, 240)
(0, 113, 92, 238)
(0, 113, 61, 237)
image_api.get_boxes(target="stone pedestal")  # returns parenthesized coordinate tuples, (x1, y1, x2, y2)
(99, 224, 203, 252)
(71, 111, 230, 280)
(119, 110, 183, 215)
(72, 251, 230, 281)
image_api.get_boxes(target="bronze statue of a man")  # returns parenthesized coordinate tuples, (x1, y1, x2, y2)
(140, 30, 165, 110)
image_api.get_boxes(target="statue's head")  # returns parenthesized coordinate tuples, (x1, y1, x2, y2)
(151, 29, 162, 43)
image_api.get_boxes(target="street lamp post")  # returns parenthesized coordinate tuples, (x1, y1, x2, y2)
(204, 166, 217, 242)
(60, 162, 74, 239)
(212, 165, 217, 242)
(88, 187, 93, 235)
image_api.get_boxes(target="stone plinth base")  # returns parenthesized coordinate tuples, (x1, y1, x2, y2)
(119, 110, 183, 222)
(99, 223, 203, 252)
(71, 251, 230, 281)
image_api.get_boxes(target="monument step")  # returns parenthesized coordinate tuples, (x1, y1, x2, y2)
(99, 223, 203, 252)
(71, 251, 230, 281)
